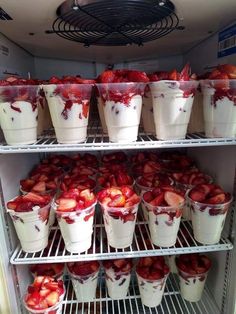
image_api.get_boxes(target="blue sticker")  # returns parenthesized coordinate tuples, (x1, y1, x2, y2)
(218, 23, 236, 58)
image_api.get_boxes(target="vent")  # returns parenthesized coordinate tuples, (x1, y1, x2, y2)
(0, 7, 12, 20)
(46, 0, 179, 46)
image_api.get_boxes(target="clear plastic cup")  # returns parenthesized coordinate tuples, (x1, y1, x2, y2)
(200, 79, 236, 137)
(104, 267, 132, 300)
(141, 90, 155, 134)
(177, 267, 209, 302)
(23, 284, 65, 314)
(37, 87, 52, 135)
(43, 84, 93, 143)
(187, 192, 233, 244)
(136, 272, 169, 307)
(96, 83, 146, 142)
(100, 202, 139, 249)
(97, 96, 108, 133)
(149, 80, 199, 140)
(0, 85, 39, 145)
(67, 266, 99, 302)
(143, 199, 184, 247)
(7, 201, 50, 253)
(55, 202, 96, 253)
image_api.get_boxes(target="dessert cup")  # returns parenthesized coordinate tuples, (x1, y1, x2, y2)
(136, 273, 169, 307)
(7, 201, 50, 253)
(0, 85, 39, 145)
(100, 202, 139, 249)
(149, 80, 199, 140)
(96, 82, 145, 142)
(43, 84, 93, 143)
(55, 202, 96, 253)
(143, 199, 184, 247)
(187, 192, 232, 244)
(200, 79, 236, 137)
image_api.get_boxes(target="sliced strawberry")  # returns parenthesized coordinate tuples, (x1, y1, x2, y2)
(143, 191, 153, 203)
(7, 201, 18, 210)
(45, 291, 59, 307)
(108, 194, 126, 207)
(206, 193, 226, 204)
(39, 289, 51, 297)
(168, 69, 178, 81)
(123, 213, 135, 222)
(164, 191, 184, 206)
(113, 259, 126, 269)
(189, 190, 206, 202)
(22, 192, 46, 204)
(127, 70, 149, 83)
(32, 181, 46, 193)
(99, 70, 116, 83)
(150, 192, 165, 206)
(121, 186, 134, 199)
(56, 198, 77, 212)
(140, 257, 153, 267)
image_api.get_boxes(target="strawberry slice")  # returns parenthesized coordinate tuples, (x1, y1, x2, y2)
(164, 191, 184, 206)
(206, 193, 226, 204)
(108, 194, 126, 207)
(45, 291, 59, 307)
(189, 190, 206, 202)
(22, 192, 46, 204)
(56, 198, 77, 212)
(32, 181, 46, 193)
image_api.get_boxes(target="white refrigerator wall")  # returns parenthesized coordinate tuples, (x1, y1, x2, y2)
(0, 33, 34, 79)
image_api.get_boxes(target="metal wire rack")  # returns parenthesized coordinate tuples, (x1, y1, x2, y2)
(10, 213, 233, 265)
(1, 122, 236, 154)
(61, 273, 220, 314)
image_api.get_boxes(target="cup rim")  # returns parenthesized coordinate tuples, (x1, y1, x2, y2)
(98, 200, 140, 211)
(176, 264, 210, 277)
(66, 264, 100, 279)
(55, 200, 97, 215)
(136, 270, 169, 282)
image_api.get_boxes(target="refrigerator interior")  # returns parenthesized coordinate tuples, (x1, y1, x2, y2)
(0, 1, 236, 313)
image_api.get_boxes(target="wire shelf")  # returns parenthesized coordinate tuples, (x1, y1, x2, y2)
(1, 122, 236, 154)
(10, 214, 233, 265)
(60, 273, 220, 314)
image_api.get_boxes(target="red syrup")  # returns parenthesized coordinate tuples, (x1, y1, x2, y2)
(212, 88, 236, 107)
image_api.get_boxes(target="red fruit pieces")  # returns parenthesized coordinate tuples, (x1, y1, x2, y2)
(25, 276, 64, 310)
(7, 193, 51, 212)
(176, 254, 211, 275)
(98, 187, 140, 207)
(164, 191, 185, 207)
(67, 261, 99, 276)
(136, 256, 169, 280)
(103, 258, 132, 273)
(189, 184, 230, 204)
(56, 188, 96, 212)
(143, 187, 184, 207)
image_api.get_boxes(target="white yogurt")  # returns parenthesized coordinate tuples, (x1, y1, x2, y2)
(105, 268, 131, 300)
(70, 271, 99, 302)
(150, 81, 198, 140)
(202, 87, 236, 137)
(56, 204, 95, 253)
(101, 204, 138, 249)
(43, 84, 91, 144)
(141, 91, 155, 134)
(103, 95, 142, 142)
(178, 272, 208, 302)
(0, 101, 38, 145)
(137, 273, 168, 307)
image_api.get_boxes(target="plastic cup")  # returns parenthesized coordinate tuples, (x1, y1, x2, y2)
(177, 266, 209, 302)
(97, 96, 108, 133)
(0, 85, 39, 145)
(200, 79, 236, 137)
(43, 84, 93, 143)
(187, 192, 232, 244)
(143, 199, 184, 247)
(55, 202, 96, 253)
(23, 284, 65, 314)
(7, 202, 50, 253)
(136, 272, 169, 307)
(67, 267, 99, 302)
(37, 87, 52, 135)
(141, 90, 155, 134)
(96, 83, 146, 142)
(149, 80, 199, 140)
(100, 202, 139, 249)
(104, 267, 132, 300)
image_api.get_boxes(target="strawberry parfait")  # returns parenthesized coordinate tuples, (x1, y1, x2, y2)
(7, 192, 51, 253)
(43, 76, 94, 144)
(200, 64, 236, 137)
(172, 169, 212, 220)
(187, 184, 232, 244)
(0, 78, 39, 145)
(136, 256, 169, 307)
(142, 186, 185, 247)
(67, 261, 100, 302)
(29, 264, 64, 280)
(23, 276, 65, 314)
(97, 186, 140, 248)
(149, 64, 199, 140)
(176, 253, 211, 302)
(54, 188, 97, 253)
(96, 70, 148, 142)
(103, 259, 133, 300)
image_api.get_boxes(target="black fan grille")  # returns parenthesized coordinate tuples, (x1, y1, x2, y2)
(47, 0, 179, 46)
